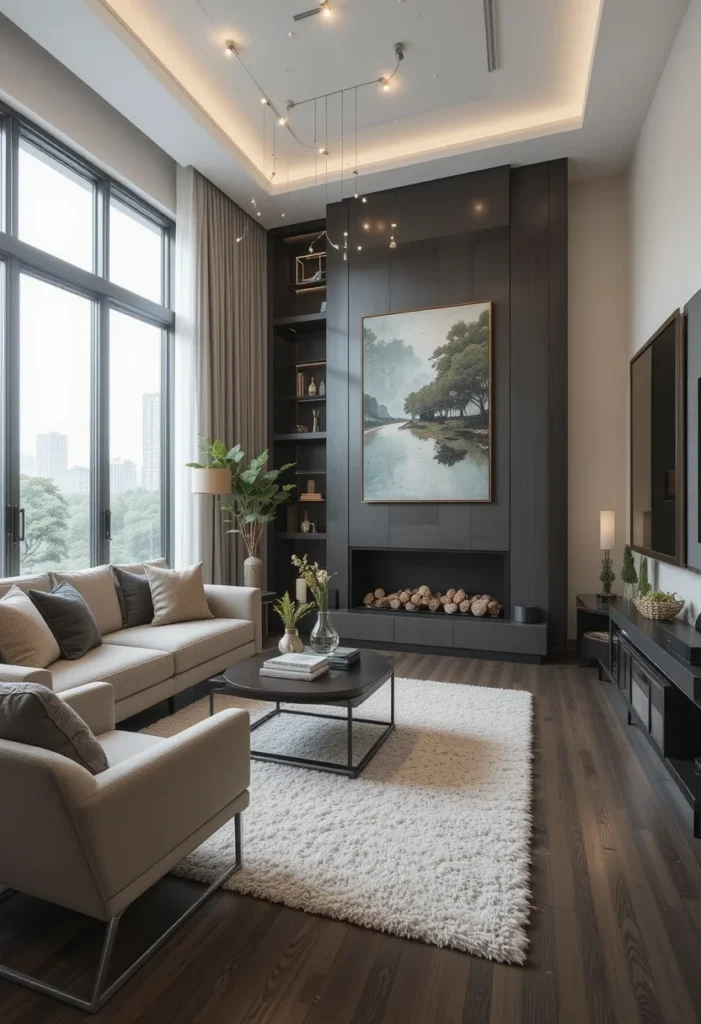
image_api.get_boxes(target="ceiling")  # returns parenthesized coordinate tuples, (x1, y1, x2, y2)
(0, 0, 690, 222)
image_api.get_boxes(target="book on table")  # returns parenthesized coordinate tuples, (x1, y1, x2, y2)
(263, 653, 328, 672)
(259, 665, 329, 682)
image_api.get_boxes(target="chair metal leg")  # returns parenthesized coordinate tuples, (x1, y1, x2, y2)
(0, 812, 244, 1013)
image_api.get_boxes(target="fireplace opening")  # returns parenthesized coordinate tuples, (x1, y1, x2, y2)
(349, 547, 508, 617)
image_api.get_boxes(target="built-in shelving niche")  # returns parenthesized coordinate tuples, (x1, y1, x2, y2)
(269, 223, 328, 613)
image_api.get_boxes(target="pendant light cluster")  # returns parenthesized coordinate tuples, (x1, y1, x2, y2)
(221, 30, 407, 247)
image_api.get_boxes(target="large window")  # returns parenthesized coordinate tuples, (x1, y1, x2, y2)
(0, 106, 174, 577)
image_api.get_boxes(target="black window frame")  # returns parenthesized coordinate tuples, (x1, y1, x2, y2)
(0, 100, 175, 577)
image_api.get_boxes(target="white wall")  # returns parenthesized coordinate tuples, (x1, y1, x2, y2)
(630, 0, 701, 620)
(568, 175, 629, 635)
(0, 14, 176, 213)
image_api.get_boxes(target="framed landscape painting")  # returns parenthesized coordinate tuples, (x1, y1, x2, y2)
(362, 300, 492, 502)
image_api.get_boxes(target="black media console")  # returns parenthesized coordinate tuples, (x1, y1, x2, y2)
(606, 600, 701, 838)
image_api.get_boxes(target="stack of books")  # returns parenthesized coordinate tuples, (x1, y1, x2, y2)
(260, 652, 329, 682)
(327, 647, 360, 670)
(300, 492, 324, 502)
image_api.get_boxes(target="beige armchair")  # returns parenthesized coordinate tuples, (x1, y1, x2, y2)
(0, 681, 250, 1013)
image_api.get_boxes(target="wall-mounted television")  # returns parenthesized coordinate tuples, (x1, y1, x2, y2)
(630, 310, 684, 565)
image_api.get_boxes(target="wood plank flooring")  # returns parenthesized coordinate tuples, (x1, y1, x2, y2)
(2, 652, 701, 1024)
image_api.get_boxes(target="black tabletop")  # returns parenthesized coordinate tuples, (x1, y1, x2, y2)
(216, 649, 393, 703)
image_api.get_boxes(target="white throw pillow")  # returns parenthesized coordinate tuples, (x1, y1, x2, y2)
(143, 562, 214, 627)
(0, 585, 60, 668)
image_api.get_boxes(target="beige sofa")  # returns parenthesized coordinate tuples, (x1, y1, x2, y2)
(0, 563, 261, 722)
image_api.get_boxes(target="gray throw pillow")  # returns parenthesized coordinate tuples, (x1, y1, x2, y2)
(112, 566, 154, 628)
(0, 682, 108, 774)
(29, 582, 102, 661)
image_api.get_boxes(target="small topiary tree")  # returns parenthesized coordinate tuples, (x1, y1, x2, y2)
(621, 544, 638, 597)
(599, 554, 615, 596)
(638, 556, 651, 597)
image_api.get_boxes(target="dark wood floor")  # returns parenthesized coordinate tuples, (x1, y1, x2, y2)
(2, 652, 701, 1024)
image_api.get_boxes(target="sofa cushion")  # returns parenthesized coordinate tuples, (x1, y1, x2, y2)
(143, 562, 214, 627)
(102, 618, 254, 675)
(0, 573, 52, 600)
(52, 566, 122, 636)
(51, 644, 174, 702)
(112, 559, 167, 576)
(98, 729, 163, 766)
(0, 585, 60, 668)
(29, 582, 102, 662)
(112, 566, 154, 628)
(0, 681, 108, 774)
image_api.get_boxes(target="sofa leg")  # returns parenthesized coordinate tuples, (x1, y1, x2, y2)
(0, 812, 244, 1013)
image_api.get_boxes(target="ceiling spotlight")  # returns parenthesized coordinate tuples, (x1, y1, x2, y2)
(354, 192, 360, 200)
(236, 236, 243, 243)
(363, 223, 369, 230)
(321, 0, 332, 16)
(343, 231, 349, 237)
(223, 40, 236, 58)
(281, 212, 286, 218)
(318, 147, 328, 155)
(278, 116, 287, 126)
(391, 222, 397, 228)
(261, 96, 269, 105)
(257, 211, 262, 216)
(389, 237, 397, 249)
(361, 196, 367, 203)
(250, 198, 257, 205)
(379, 78, 390, 91)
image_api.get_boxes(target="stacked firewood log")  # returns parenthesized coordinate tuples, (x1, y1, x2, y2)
(362, 586, 502, 617)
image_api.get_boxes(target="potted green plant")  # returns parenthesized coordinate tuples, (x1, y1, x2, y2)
(292, 553, 339, 654)
(638, 556, 651, 597)
(272, 591, 316, 653)
(621, 544, 638, 601)
(187, 440, 295, 588)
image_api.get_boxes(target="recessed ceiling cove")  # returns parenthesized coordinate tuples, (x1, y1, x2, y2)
(96, 0, 602, 189)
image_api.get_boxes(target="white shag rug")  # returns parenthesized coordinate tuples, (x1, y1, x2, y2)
(144, 676, 534, 964)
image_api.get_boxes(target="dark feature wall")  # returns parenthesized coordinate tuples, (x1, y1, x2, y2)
(326, 161, 568, 650)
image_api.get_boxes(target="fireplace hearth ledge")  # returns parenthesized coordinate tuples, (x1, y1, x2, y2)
(331, 608, 547, 659)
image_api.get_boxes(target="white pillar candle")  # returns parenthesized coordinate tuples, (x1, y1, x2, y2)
(295, 578, 307, 603)
(600, 509, 615, 550)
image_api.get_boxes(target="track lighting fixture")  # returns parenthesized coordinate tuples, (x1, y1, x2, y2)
(293, 0, 331, 21)
(260, 96, 269, 105)
(223, 40, 236, 58)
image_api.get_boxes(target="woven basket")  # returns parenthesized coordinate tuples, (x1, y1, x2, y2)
(633, 596, 684, 621)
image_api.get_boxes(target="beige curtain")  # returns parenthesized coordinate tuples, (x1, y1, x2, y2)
(190, 170, 268, 585)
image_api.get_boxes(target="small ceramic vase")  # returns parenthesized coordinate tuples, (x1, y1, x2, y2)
(279, 628, 304, 654)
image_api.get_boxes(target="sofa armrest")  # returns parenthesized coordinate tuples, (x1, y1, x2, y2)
(205, 584, 262, 653)
(78, 709, 250, 900)
(0, 665, 53, 688)
(60, 682, 115, 737)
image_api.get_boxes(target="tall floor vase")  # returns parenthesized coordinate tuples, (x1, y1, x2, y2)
(243, 555, 262, 590)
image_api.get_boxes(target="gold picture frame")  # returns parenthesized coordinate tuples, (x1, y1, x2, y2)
(361, 299, 493, 503)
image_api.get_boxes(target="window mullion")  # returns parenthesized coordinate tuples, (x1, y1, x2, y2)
(93, 296, 110, 567)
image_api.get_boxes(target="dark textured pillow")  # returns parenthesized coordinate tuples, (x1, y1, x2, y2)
(28, 582, 102, 661)
(0, 681, 108, 773)
(112, 566, 154, 628)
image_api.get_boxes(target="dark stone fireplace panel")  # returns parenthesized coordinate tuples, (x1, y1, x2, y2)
(349, 547, 508, 610)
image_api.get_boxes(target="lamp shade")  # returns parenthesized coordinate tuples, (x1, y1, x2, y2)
(190, 467, 231, 495)
(600, 510, 615, 550)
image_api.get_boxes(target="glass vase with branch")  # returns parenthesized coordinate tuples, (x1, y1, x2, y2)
(291, 553, 339, 653)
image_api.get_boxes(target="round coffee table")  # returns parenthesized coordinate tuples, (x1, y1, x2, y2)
(209, 650, 394, 778)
